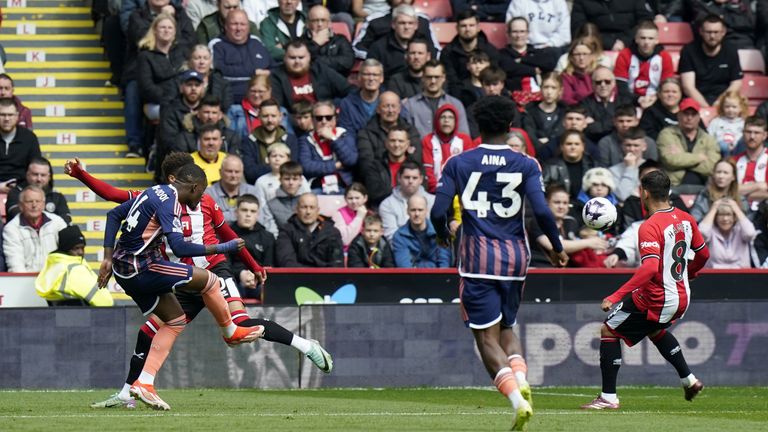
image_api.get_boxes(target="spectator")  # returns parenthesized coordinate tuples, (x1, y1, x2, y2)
(422, 104, 475, 193)
(639, 77, 682, 140)
(402, 61, 470, 140)
(209, 10, 273, 105)
(331, 182, 370, 249)
(678, 14, 743, 107)
(691, 0, 756, 49)
(379, 160, 434, 240)
(385, 38, 433, 100)
(506, 130, 529, 154)
(734, 116, 768, 214)
(752, 201, 768, 268)
(120, 0, 185, 33)
(582, 66, 633, 144)
(522, 72, 566, 156)
(254, 142, 311, 209)
(259, 0, 307, 62)
(440, 10, 500, 88)
(657, 98, 720, 187)
(699, 197, 757, 268)
(191, 124, 228, 184)
(505, 0, 571, 51)
(597, 104, 658, 168)
(347, 213, 395, 268)
(0, 74, 32, 129)
(136, 13, 198, 115)
(451, 0, 509, 22)
(707, 91, 748, 158)
(450, 50, 492, 110)
(392, 194, 451, 268)
(690, 159, 747, 222)
(338, 59, 385, 136)
(602, 217, 642, 268)
(241, 98, 299, 183)
(497, 16, 559, 93)
(156, 70, 205, 172)
(618, 159, 689, 230)
(270, 40, 353, 111)
(536, 104, 600, 162)
(227, 74, 289, 143)
(242, 0, 303, 27)
(196, 0, 258, 45)
(571, 0, 652, 51)
(275, 192, 344, 267)
(227, 194, 275, 296)
(205, 154, 259, 223)
(186, 0, 217, 29)
(613, 20, 675, 109)
(366, 4, 438, 79)
(2, 185, 68, 273)
(298, 101, 358, 194)
(608, 127, 648, 202)
(352, 0, 440, 60)
(0, 98, 41, 194)
(187, 44, 233, 111)
(542, 130, 597, 202)
(560, 37, 597, 106)
(351, 0, 390, 19)
(6, 157, 71, 223)
(304, 5, 355, 76)
(34, 225, 113, 306)
(554, 26, 613, 73)
(290, 100, 315, 137)
(173, 94, 241, 155)
(261, 160, 306, 237)
(359, 126, 419, 205)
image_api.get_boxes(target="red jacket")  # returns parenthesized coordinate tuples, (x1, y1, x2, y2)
(422, 104, 475, 193)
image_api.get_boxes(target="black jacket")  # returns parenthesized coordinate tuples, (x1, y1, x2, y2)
(0, 127, 41, 183)
(441, 32, 500, 87)
(691, 0, 755, 49)
(581, 93, 634, 144)
(354, 12, 437, 58)
(136, 46, 189, 105)
(270, 62, 353, 112)
(241, 126, 299, 184)
(359, 148, 419, 206)
(367, 31, 436, 79)
(157, 97, 198, 167)
(275, 215, 344, 267)
(385, 71, 423, 101)
(639, 99, 679, 141)
(571, 0, 652, 49)
(228, 221, 275, 270)
(497, 45, 559, 91)
(522, 101, 566, 155)
(304, 30, 355, 76)
(347, 234, 395, 268)
(205, 70, 233, 110)
(6, 181, 71, 223)
(173, 114, 241, 156)
(542, 155, 598, 199)
(451, 78, 484, 110)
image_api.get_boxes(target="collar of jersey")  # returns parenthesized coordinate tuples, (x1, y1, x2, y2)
(478, 144, 510, 150)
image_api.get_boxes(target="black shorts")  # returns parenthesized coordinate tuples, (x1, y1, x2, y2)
(174, 262, 241, 322)
(604, 296, 672, 347)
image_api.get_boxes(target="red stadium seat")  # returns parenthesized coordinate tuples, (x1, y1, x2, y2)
(317, 195, 345, 217)
(742, 74, 768, 106)
(478, 22, 507, 50)
(413, 0, 453, 21)
(658, 23, 694, 50)
(331, 22, 352, 42)
(679, 193, 696, 209)
(431, 22, 457, 47)
(698, 107, 717, 127)
(738, 49, 766, 74)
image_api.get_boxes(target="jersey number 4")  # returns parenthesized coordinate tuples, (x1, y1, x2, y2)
(461, 172, 522, 218)
(124, 195, 149, 232)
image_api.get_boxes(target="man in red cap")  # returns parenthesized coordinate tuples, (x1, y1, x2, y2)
(656, 98, 720, 187)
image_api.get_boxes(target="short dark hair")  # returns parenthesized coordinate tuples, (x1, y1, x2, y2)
(407, 37, 430, 50)
(175, 163, 208, 184)
(640, 169, 671, 201)
(363, 213, 383, 227)
(0, 97, 17, 110)
(0, 73, 13, 85)
(198, 122, 222, 136)
(560, 129, 585, 146)
(398, 160, 422, 177)
(700, 13, 726, 27)
(507, 16, 529, 31)
(28, 157, 54, 188)
(479, 66, 506, 85)
(260, 98, 281, 110)
(162, 152, 195, 181)
(387, 125, 410, 139)
(236, 193, 260, 208)
(638, 159, 662, 176)
(292, 100, 313, 115)
(473, 95, 517, 136)
(285, 39, 309, 52)
(346, 182, 368, 197)
(455, 9, 478, 23)
(614, 104, 637, 119)
(564, 104, 588, 117)
(622, 126, 646, 141)
(279, 160, 303, 177)
(200, 94, 222, 109)
(745, 115, 768, 131)
(635, 20, 658, 33)
(423, 60, 444, 73)
(545, 183, 569, 200)
(468, 49, 490, 64)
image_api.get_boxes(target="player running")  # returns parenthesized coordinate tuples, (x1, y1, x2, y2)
(431, 96, 568, 431)
(581, 170, 709, 410)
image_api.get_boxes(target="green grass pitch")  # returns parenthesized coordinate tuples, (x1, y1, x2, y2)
(1, 387, 766, 431)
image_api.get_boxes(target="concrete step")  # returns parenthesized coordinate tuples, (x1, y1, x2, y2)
(6, 60, 111, 70)
(26, 101, 124, 117)
(0, 34, 102, 48)
(1, 19, 96, 34)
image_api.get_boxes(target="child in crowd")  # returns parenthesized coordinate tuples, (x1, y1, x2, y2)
(260, 161, 308, 238)
(523, 72, 565, 155)
(347, 214, 395, 268)
(228, 194, 274, 299)
(254, 143, 310, 211)
(451, 50, 491, 109)
(291, 101, 314, 138)
(708, 91, 748, 158)
(332, 182, 370, 250)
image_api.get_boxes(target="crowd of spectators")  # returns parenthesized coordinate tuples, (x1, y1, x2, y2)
(3, 0, 768, 282)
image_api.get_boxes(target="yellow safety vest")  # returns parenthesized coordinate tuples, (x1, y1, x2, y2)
(35, 253, 114, 307)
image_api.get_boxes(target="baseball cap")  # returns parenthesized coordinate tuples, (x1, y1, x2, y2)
(679, 98, 701, 113)
(179, 69, 204, 83)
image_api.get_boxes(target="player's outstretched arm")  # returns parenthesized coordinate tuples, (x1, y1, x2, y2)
(64, 157, 132, 203)
(166, 232, 244, 257)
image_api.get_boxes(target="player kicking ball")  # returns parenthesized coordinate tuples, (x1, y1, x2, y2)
(431, 96, 568, 431)
(581, 170, 709, 410)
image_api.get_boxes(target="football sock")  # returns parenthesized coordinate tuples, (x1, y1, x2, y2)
(229, 307, 250, 325)
(126, 321, 157, 387)
(201, 271, 235, 336)
(600, 337, 622, 394)
(494, 367, 524, 409)
(140, 315, 186, 382)
(508, 354, 528, 385)
(290, 334, 313, 354)
(138, 371, 155, 386)
(651, 330, 692, 379)
(240, 318, 295, 346)
(681, 373, 698, 388)
(118, 383, 132, 400)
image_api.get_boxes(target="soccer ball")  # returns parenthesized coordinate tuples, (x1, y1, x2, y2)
(582, 197, 618, 231)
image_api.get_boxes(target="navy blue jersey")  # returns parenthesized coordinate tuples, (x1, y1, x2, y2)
(432, 144, 563, 280)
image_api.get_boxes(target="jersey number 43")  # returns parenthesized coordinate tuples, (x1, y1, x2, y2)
(461, 172, 522, 218)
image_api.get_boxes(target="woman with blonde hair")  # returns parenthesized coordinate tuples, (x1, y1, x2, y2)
(187, 44, 232, 110)
(689, 159, 748, 222)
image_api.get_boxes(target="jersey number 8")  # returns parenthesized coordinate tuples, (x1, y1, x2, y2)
(461, 172, 522, 219)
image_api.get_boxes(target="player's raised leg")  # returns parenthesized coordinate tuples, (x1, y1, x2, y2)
(650, 329, 703, 401)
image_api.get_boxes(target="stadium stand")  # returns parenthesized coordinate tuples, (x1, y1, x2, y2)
(431, 22, 458, 47)
(412, 1, 453, 22)
(331, 22, 352, 42)
(742, 74, 768, 106)
(477, 22, 506, 50)
(698, 106, 716, 128)
(739, 49, 766, 75)
(657, 22, 693, 51)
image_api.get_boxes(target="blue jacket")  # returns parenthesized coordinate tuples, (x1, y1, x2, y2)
(209, 35, 274, 104)
(298, 127, 358, 187)
(392, 220, 451, 268)
(227, 103, 293, 144)
(337, 90, 379, 136)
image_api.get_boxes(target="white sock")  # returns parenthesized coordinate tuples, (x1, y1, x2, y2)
(118, 383, 132, 400)
(515, 372, 528, 386)
(138, 371, 155, 386)
(507, 390, 525, 409)
(681, 373, 697, 388)
(290, 335, 313, 354)
(222, 322, 237, 338)
(600, 392, 619, 403)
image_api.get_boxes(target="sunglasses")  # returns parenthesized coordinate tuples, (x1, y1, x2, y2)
(314, 115, 335, 122)
(594, 80, 613, 85)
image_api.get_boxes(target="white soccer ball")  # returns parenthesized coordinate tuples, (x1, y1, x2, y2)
(582, 197, 618, 231)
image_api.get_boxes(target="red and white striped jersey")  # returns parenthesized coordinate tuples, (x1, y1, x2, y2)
(164, 194, 227, 269)
(734, 149, 768, 185)
(614, 47, 675, 97)
(635, 207, 706, 323)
